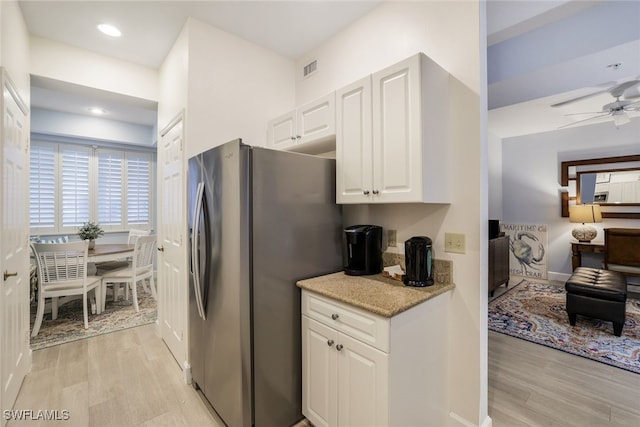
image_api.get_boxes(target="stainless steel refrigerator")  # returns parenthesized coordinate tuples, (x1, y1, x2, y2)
(188, 139, 343, 427)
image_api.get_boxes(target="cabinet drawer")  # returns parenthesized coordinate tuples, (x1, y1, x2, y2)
(302, 291, 389, 353)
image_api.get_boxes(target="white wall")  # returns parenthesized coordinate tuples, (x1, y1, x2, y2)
(183, 18, 295, 157)
(158, 24, 189, 131)
(30, 36, 158, 103)
(296, 2, 484, 425)
(32, 108, 155, 146)
(488, 131, 503, 219)
(501, 119, 640, 278)
(0, 0, 30, 103)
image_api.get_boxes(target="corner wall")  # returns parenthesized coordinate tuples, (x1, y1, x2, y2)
(0, 0, 30, 102)
(296, 2, 485, 425)
(501, 119, 640, 278)
(184, 18, 295, 157)
(30, 36, 158, 102)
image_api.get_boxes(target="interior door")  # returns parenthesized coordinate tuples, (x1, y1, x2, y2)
(0, 69, 30, 424)
(158, 113, 187, 369)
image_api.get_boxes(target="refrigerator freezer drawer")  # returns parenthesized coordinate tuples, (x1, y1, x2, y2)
(302, 290, 389, 353)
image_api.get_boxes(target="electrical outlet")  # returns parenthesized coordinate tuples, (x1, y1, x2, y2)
(444, 232, 466, 254)
(387, 229, 397, 247)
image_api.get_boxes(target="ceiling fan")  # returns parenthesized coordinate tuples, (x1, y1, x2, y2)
(552, 79, 640, 128)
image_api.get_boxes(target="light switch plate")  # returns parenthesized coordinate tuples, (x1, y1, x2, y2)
(388, 229, 397, 247)
(444, 232, 466, 254)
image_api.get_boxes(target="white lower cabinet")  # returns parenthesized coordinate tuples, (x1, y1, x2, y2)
(302, 316, 388, 427)
(301, 289, 449, 427)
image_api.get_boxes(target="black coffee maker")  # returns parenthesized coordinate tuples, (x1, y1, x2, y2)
(404, 236, 434, 287)
(344, 225, 383, 276)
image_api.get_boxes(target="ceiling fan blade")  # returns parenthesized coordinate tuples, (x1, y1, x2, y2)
(551, 89, 610, 107)
(610, 79, 640, 98)
(564, 111, 607, 116)
(558, 112, 612, 129)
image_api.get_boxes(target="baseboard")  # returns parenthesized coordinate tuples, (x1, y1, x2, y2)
(183, 361, 192, 385)
(449, 412, 492, 427)
(548, 271, 571, 282)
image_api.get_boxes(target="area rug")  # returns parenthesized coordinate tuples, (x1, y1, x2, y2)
(30, 284, 157, 351)
(488, 280, 640, 374)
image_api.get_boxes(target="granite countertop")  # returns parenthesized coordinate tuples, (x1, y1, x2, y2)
(297, 272, 454, 318)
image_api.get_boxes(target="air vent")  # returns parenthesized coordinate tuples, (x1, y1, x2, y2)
(303, 60, 317, 78)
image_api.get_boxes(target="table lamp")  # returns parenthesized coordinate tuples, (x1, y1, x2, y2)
(569, 204, 602, 242)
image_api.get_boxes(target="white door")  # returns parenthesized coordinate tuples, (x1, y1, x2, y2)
(302, 316, 338, 427)
(336, 77, 373, 204)
(158, 113, 187, 369)
(372, 54, 422, 202)
(337, 333, 388, 427)
(0, 70, 30, 423)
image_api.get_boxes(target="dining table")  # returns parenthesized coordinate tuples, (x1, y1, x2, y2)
(87, 243, 134, 263)
(86, 243, 134, 281)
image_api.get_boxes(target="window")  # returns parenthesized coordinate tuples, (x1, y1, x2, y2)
(29, 141, 154, 234)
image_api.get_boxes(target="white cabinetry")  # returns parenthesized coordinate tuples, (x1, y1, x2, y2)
(336, 53, 451, 204)
(301, 289, 449, 427)
(267, 92, 335, 154)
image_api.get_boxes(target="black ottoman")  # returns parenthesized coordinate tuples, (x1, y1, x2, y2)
(565, 267, 627, 336)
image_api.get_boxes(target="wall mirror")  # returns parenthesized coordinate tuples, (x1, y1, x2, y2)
(561, 154, 640, 219)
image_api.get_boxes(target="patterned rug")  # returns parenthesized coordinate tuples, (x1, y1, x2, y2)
(488, 280, 640, 374)
(30, 284, 157, 351)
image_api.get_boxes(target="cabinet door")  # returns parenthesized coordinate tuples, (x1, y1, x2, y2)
(336, 77, 373, 204)
(267, 110, 297, 150)
(337, 332, 389, 427)
(297, 93, 335, 145)
(372, 54, 422, 202)
(302, 316, 338, 427)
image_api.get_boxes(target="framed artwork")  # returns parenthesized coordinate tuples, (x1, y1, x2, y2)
(500, 223, 548, 280)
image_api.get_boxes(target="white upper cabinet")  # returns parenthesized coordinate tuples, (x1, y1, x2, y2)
(267, 93, 335, 154)
(337, 53, 451, 204)
(267, 110, 297, 150)
(336, 76, 373, 203)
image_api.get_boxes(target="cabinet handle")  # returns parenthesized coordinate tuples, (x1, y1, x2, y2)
(157, 246, 164, 252)
(3, 271, 17, 281)
(336, 344, 343, 351)
(290, 137, 296, 141)
(373, 190, 379, 195)
(296, 135, 301, 140)
(331, 313, 339, 320)
(363, 190, 370, 195)
(327, 339, 334, 347)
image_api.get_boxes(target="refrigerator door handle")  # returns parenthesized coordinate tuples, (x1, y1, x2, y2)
(191, 181, 206, 320)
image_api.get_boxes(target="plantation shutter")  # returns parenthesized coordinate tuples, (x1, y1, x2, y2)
(126, 152, 151, 226)
(61, 145, 91, 228)
(29, 143, 56, 230)
(97, 150, 124, 227)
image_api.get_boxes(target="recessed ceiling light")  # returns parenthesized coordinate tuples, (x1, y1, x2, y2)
(89, 107, 108, 115)
(97, 24, 121, 37)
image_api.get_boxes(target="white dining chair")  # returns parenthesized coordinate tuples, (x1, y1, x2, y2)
(100, 235, 156, 312)
(94, 228, 152, 276)
(31, 240, 102, 337)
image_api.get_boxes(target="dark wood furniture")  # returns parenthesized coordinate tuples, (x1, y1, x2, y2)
(489, 235, 509, 296)
(570, 241, 605, 271)
(604, 228, 640, 278)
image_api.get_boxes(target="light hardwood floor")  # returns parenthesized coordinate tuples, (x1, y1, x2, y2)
(489, 279, 640, 426)
(12, 286, 640, 427)
(10, 324, 224, 427)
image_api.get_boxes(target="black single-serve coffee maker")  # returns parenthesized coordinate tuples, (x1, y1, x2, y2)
(404, 236, 434, 287)
(344, 225, 383, 276)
